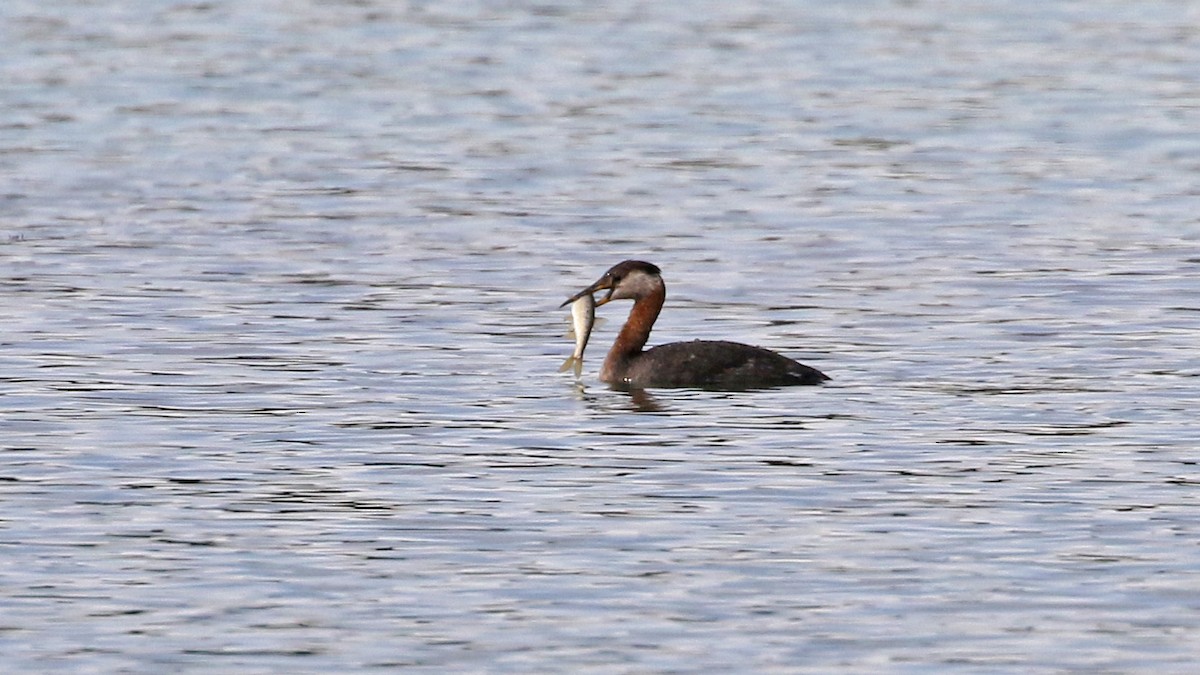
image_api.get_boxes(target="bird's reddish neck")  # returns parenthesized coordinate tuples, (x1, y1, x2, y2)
(601, 286, 664, 382)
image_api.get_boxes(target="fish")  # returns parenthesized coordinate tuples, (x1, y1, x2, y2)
(558, 292, 596, 377)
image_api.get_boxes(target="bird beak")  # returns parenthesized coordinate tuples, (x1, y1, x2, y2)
(560, 274, 614, 308)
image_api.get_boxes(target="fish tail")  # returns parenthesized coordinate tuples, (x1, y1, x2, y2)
(559, 356, 578, 374)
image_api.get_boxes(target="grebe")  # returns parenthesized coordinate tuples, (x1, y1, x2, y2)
(561, 260, 829, 389)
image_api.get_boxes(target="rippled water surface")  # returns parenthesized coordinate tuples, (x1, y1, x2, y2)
(3, 0, 1200, 671)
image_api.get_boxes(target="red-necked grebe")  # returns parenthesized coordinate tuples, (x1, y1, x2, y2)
(561, 260, 829, 389)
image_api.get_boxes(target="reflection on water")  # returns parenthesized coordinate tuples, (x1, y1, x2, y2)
(3, 0, 1200, 671)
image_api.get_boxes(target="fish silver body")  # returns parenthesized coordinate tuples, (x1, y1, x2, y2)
(558, 292, 596, 377)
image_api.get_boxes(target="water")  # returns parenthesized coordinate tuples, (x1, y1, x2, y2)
(3, 0, 1199, 671)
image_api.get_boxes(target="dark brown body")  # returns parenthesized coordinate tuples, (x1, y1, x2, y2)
(606, 339, 829, 389)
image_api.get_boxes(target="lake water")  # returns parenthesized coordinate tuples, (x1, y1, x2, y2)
(3, 0, 1199, 671)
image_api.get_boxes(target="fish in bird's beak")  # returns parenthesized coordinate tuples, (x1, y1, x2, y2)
(560, 274, 615, 308)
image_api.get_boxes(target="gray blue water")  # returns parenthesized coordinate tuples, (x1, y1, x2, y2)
(3, 0, 1199, 671)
